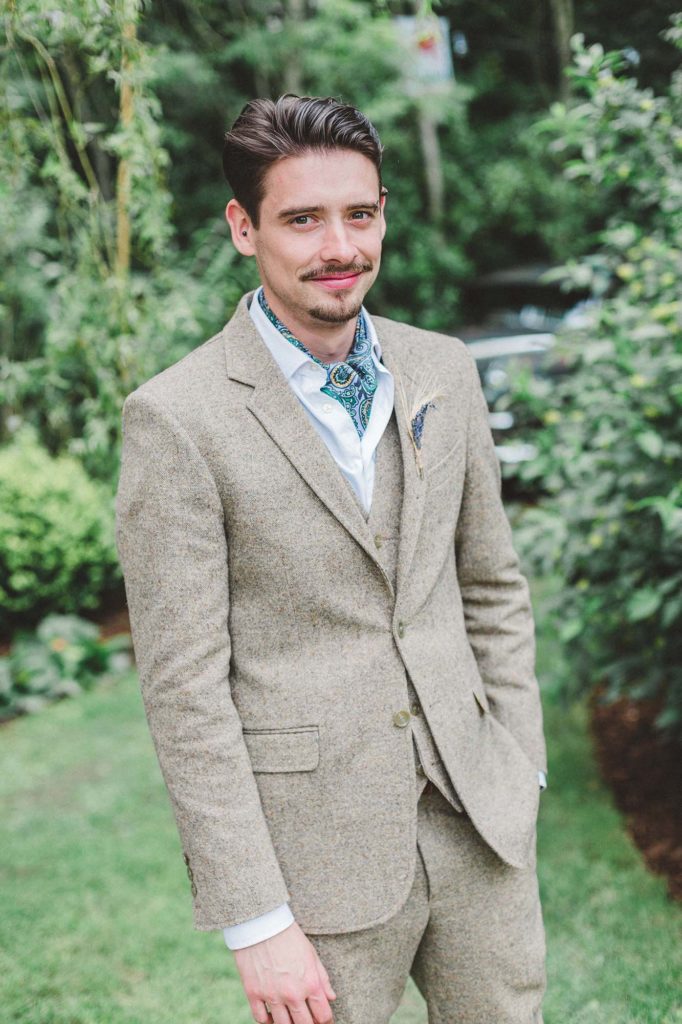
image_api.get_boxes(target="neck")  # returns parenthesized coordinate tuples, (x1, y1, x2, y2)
(261, 287, 357, 363)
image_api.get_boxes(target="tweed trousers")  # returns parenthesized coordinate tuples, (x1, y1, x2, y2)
(306, 772, 546, 1024)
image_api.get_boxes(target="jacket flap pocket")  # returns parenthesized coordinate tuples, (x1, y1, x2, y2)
(242, 726, 320, 773)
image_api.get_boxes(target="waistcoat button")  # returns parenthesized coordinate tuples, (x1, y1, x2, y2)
(397, 621, 406, 638)
(393, 709, 411, 728)
(374, 533, 383, 548)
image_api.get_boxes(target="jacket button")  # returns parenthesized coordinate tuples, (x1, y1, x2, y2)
(410, 701, 422, 716)
(396, 621, 406, 638)
(393, 709, 411, 728)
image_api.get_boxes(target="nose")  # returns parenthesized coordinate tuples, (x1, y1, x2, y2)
(318, 217, 359, 265)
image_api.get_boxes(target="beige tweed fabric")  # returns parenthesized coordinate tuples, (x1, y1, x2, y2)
(114, 290, 547, 934)
(306, 781, 545, 1024)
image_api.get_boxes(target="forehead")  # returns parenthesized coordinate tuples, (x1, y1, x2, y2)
(260, 149, 381, 212)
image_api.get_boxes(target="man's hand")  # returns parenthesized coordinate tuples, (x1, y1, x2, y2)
(234, 921, 337, 1024)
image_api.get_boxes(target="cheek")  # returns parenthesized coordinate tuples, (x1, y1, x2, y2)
(267, 239, 317, 276)
(363, 227, 384, 257)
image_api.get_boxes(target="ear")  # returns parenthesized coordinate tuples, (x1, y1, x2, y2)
(226, 199, 255, 256)
(379, 188, 387, 240)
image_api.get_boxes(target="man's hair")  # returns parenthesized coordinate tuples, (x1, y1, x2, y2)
(222, 94, 384, 227)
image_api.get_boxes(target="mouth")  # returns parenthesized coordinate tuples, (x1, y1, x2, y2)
(308, 271, 364, 291)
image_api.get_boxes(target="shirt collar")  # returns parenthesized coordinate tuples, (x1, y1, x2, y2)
(249, 285, 384, 382)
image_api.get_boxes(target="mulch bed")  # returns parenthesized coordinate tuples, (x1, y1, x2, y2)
(0, 587, 130, 658)
(90, 597, 131, 643)
(589, 689, 682, 902)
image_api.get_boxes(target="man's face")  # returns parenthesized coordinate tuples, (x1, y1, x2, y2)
(228, 148, 386, 327)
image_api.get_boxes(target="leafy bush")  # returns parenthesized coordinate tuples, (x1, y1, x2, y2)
(0, 613, 132, 721)
(0, 427, 121, 635)
(509, 18, 682, 734)
(1, 3, 247, 484)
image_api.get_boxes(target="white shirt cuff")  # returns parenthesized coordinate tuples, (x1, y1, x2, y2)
(223, 903, 295, 950)
(538, 770, 548, 791)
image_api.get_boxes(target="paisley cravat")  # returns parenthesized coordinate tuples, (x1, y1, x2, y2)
(258, 290, 378, 439)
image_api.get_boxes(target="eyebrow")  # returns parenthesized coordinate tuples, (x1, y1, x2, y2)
(276, 200, 381, 220)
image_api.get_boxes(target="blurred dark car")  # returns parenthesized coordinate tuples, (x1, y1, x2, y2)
(456, 264, 594, 494)
(466, 331, 556, 468)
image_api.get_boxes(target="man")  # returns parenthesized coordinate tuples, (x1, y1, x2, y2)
(115, 94, 548, 1024)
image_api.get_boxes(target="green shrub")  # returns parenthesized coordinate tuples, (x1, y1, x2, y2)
(508, 19, 682, 735)
(0, 613, 132, 720)
(0, 427, 121, 636)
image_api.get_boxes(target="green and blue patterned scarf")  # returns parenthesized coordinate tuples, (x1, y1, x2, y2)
(258, 289, 378, 439)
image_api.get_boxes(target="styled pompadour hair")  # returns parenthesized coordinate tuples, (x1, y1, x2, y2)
(222, 94, 384, 227)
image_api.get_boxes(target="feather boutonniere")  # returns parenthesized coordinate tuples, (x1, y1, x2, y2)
(395, 368, 447, 479)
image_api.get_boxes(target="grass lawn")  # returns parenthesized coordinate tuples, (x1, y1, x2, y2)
(1, 602, 680, 1023)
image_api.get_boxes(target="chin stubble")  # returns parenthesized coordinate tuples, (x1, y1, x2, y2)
(307, 301, 363, 324)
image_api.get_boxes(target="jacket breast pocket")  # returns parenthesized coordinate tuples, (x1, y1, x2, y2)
(424, 440, 465, 500)
(242, 725, 320, 773)
(471, 674, 491, 714)
(424, 439, 463, 479)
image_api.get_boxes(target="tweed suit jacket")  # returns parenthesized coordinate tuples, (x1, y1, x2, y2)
(115, 290, 547, 935)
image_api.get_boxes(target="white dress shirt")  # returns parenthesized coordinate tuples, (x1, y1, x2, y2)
(223, 289, 546, 950)
(248, 286, 395, 515)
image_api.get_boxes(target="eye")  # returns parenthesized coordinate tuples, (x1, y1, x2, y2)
(290, 215, 314, 226)
(350, 210, 374, 221)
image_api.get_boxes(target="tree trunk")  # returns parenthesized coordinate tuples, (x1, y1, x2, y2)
(550, 0, 574, 103)
(283, 0, 304, 95)
(115, 16, 136, 282)
(417, 106, 445, 232)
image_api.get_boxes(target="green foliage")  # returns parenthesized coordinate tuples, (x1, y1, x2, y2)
(4, 0, 653, 483)
(1, 0, 245, 483)
(534, 27, 682, 242)
(467, 112, 603, 271)
(0, 612, 132, 720)
(0, 426, 121, 634)
(3, 1, 681, 477)
(509, 17, 682, 734)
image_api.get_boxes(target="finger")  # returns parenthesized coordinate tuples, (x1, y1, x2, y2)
(306, 992, 334, 1024)
(315, 961, 337, 1001)
(248, 998, 271, 1024)
(288, 1001, 315, 1024)
(270, 1001, 293, 1024)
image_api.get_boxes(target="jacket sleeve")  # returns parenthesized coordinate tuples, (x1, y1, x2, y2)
(454, 349, 547, 775)
(115, 390, 290, 930)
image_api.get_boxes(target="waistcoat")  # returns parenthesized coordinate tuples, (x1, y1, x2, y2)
(355, 410, 464, 813)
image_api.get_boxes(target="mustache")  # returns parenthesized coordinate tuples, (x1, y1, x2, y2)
(300, 261, 373, 281)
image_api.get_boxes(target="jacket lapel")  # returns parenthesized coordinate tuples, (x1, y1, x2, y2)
(372, 325, 428, 603)
(222, 293, 394, 594)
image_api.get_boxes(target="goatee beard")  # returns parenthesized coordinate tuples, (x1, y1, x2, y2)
(308, 301, 363, 324)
